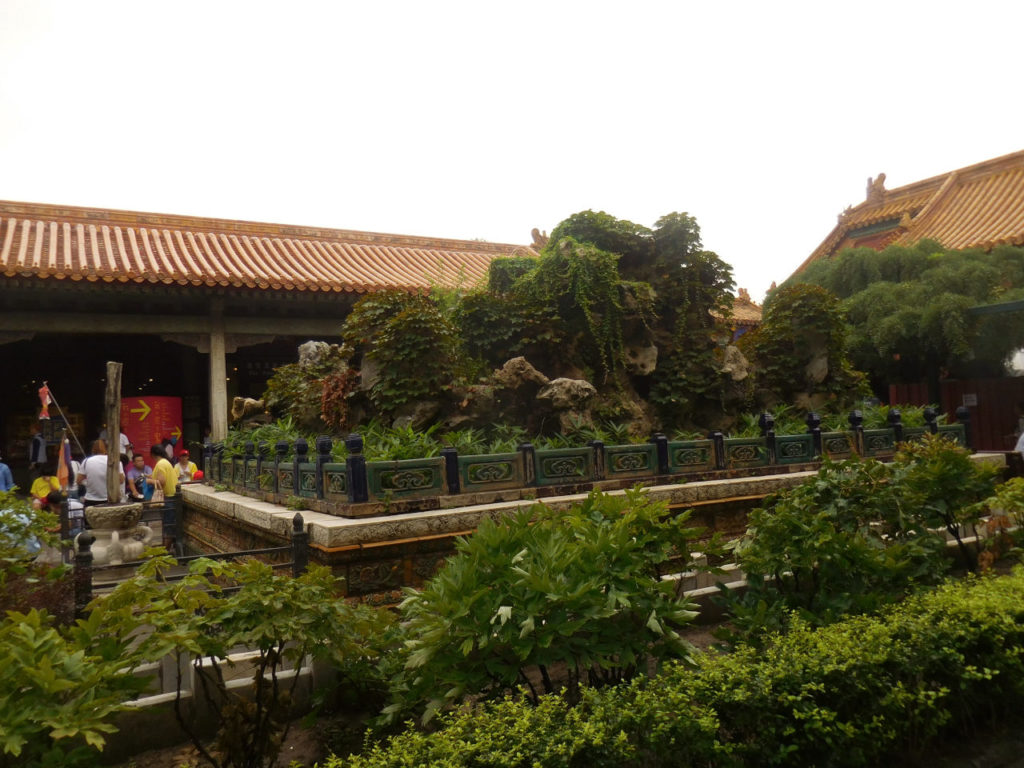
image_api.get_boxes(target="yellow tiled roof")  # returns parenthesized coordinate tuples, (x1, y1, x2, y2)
(797, 149, 1024, 275)
(0, 200, 537, 293)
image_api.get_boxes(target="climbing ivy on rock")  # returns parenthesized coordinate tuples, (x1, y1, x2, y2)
(342, 290, 466, 415)
(740, 283, 867, 409)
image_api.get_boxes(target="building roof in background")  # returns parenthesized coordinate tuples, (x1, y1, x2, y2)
(0, 200, 537, 293)
(729, 288, 762, 327)
(797, 149, 1024, 275)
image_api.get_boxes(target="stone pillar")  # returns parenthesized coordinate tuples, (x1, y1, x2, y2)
(209, 302, 228, 442)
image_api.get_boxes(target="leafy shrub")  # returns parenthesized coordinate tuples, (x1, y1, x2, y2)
(0, 608, 148, 767)
(0, 490, 70, 621)
(385, 489, 703, 723)
(721, 455, 947, 643)
(264, 347, 349, 433)
(893, 433, 999, 571)
(89, 556, 395, 768)
(327, 569, 1024, 767)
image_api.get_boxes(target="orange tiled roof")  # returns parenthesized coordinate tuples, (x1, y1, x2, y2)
(0, 200, 537, 293)
(797, 149, 1024, 275)
(730, 288, 762, 327)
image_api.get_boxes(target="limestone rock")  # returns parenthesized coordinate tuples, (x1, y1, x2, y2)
(392, 401, 442, 431)
(537, 378, 597, 410)
(491, 357, 550, 390)
(298, 340, 332, 368)
(720, 345, 750, 382)
(804, 352, 829, 385)
(231, 397, 266, 421)
(625, 344, 658, 376)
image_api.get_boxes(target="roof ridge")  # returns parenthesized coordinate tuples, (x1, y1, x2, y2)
(0, 199, 535, 255)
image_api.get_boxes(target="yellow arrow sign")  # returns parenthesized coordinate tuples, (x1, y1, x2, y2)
(130, 400, 151, 421)
(171, 426, 182, 440)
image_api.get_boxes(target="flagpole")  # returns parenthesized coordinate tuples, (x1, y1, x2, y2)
(41, 381, 87, 457)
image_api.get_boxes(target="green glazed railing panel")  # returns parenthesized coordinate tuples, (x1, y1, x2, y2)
(775, 434, 814, 465)
(231, 458, 246, 486)
(862, 428, 896, 456)
(667, 440, 716, 473)
(900, 427, 928, 444)
(821, 432, 855, 459)
(298, 462, 318, 499)
(277, 467, 294, 495)
(535, 447, 594, 486)
(459, 453, 523, 492)
(938, 424, 966, 446)
(323, 462, 348, 502)
(723, 438, 768, 469)
(243, 458, 259, 490)
(605, 444, 657, 479)
(368, 457, 445, 500)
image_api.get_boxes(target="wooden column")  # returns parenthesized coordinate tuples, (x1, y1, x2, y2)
(210, 302, 228, 442)
(105, 361, 123, 503)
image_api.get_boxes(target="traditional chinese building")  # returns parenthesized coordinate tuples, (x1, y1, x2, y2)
(796, 149, 1024, 274)
(0, 200, 536, 467)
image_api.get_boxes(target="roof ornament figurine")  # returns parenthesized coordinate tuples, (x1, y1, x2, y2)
(531, 228, 549, 249)
(899, 211, 914, 229)
(866, 173, 887, 203)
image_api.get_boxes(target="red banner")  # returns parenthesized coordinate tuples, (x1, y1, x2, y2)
(120, 396, 183, 456)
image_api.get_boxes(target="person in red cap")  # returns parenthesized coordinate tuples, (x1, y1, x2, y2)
(175, 450, 198, 482)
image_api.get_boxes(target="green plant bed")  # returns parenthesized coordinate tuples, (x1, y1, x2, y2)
(327, 570, 1024, 768)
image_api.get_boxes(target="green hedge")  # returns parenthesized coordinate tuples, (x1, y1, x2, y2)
(328, 570, 1024, 767)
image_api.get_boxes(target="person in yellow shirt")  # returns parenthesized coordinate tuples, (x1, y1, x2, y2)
(30, 463, 60, 509)
(147, 444, 178, 499)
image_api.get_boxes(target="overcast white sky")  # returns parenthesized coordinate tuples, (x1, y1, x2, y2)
(2, 1, 1022, 301)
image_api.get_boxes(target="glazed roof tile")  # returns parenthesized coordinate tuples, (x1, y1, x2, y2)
(0, 200, 537, 293)
(798, 149, 1024, 275)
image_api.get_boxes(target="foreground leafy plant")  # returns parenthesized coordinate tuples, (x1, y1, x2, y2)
(328, 569, 1024, 768)
(386, 488, 703, 723)
(0, 608, 148, 767)
(89, 556, 394, 768)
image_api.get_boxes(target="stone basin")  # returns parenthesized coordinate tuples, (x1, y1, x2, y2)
(84, 502, 144, 530)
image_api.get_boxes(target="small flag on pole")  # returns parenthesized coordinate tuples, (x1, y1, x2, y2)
(57, 434, 71, 490)
(38, 382, 51, 419)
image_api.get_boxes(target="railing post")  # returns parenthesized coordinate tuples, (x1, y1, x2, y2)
(518, 442, 536, 486)
(74, 532, 95, 619)
(293, 438, 308, 496)
(163, 493, 182, 556)
(291, 513, 309, 576)
(590, 440, 605, 481)
(315, 436, 332, 500)
(956, 405, 974, 452)
(202, 442, 213, 481)
(651, 432, 669, 475)
(345, 434, 369, 503)
(709, 431, 726, 470)
(923, 406, 939, 434)
(256, 441, 269, 491)
(213, 442, 224, 482)
(887, 408, 903, 443)
(441, 446, 460, 495)
(805, 412, 822, 458)
(848, 410, 864, 455)
(759, 412, 776, 465)
(274, 440, 289, 494)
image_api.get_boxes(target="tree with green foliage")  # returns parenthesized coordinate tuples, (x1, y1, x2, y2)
(385, 488, 703, 724)
(793, 240, 1024, 396)
(740, 283, 867, 410)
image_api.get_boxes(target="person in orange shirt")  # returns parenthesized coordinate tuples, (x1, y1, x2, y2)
(147, 444, 178, 499)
